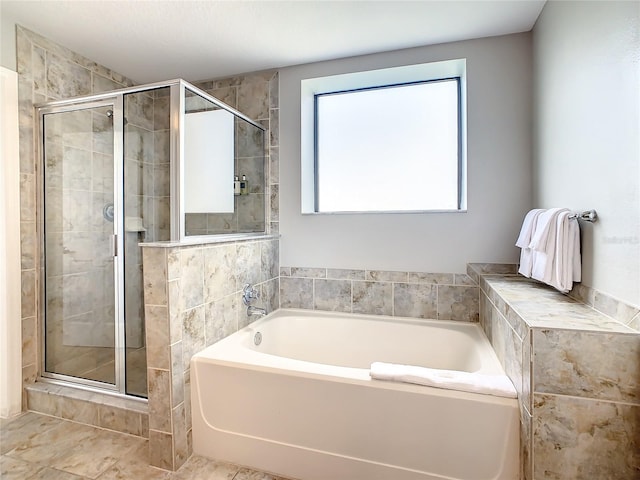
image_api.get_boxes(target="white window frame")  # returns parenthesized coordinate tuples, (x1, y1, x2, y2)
(301, 58, 467, 214)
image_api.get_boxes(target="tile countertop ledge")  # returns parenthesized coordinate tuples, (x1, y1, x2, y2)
(467, 264, 638, 334)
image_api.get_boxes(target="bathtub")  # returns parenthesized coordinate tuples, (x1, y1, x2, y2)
(191, 309, 519, 480)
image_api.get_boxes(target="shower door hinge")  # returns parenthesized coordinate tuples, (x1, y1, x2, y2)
(111, 234, 118, 257)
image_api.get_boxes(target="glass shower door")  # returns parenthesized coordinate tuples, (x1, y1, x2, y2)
(41, 101, 121, 389)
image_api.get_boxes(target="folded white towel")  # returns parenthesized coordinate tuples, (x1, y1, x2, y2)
(549, 211, 583, 292)
(530, 208, 570, 283)
(516, 209, 545, 277)
(370, 362, 517, 399)
(515, 209, 545, 248)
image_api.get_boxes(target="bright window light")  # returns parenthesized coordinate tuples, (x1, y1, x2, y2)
(315, 79, 460, 212)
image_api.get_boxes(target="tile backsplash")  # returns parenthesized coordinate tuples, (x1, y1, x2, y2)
(280, 266, 479, 322)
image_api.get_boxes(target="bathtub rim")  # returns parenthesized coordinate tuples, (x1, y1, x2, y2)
(192, 308, 518, 406)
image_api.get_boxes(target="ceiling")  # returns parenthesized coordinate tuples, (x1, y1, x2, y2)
(2, 0, 546, 84)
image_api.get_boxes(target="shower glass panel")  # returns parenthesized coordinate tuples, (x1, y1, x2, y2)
(122, 87, 171, 397)
(37, 78, 266, 399)
(183, 88, 266, 236)
(42, 102, 118, 387)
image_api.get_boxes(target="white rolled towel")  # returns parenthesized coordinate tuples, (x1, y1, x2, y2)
(370, 362, 517, 399)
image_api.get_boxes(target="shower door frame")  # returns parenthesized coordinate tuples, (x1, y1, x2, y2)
(36, 96, 127, 394)
(34, 78, 267, 397)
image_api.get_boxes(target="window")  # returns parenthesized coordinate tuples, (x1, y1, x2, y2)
(301, 59, 466, 214)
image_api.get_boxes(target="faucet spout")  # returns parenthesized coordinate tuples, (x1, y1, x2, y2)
(247, 305, 267, 317)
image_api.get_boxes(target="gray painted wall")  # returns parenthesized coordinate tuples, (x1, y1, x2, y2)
(1, 13, 17, 71)
(279, 33, 533, 274)
(532, 0, 640, 306)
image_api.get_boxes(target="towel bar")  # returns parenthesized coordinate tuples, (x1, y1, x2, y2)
(569, 210, 597, 222)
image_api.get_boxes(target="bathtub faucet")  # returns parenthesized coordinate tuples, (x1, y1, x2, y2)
(247, 305, 267, 317)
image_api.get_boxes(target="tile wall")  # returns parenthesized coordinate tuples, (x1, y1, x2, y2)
(141, 238, 279, 470)
(139, 70, 280, 470)
(472, 264, 640, 480)
(280, 267, 479, 321)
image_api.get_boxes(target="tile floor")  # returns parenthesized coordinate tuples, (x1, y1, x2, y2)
(1, 412, 294, 480)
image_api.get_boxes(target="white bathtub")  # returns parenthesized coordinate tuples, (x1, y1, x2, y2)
(191, 309, 519, 480)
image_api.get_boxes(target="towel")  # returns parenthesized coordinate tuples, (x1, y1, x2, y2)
(550, 211, 582, 292)
(530, 208, 569, 283)
(515, 207, 582, 293)
(370, 362, 517, 399)
(516, 209, 545, 277)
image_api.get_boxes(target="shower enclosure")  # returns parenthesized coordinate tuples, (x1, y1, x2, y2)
(36, 80, 266, 398)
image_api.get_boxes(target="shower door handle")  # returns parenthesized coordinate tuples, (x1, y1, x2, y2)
(111, 234, 118, 257)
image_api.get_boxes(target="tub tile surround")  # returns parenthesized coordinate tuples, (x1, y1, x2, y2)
(472, 264, 640, 479)
(142, 238, 279, 470)
(280, 266, 479, 322)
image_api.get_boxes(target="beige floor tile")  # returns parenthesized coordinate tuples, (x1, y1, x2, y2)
(95, 441, 169, 480)
(233, 467, 293, 480)
(0, 454, 45, 479)
(4, 418, 95, 464)
(0, 412, 63, 454)
(27, 466, 87, 479)
(48, 428, 146, 478)
(171, 454, 239, 480)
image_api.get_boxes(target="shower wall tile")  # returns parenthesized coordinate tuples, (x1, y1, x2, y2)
(290, 267, 326, 278)
(328, 268, 366, 281)
(142, 236, 279, 470)
(394, 283, 437, 319)
(533, 329, 640, 404)
(45, 52, 92, 98)
(180, 248, 204, 310)
(148, 368, 171, 433)
(205, 294, 238, 345)
(533, 394, 640, 479)
(280, 277, 314, 309)
(61, 397, 99, 427)
(261, 239, 279, 282)
(92, 74, 121, 93)
(366, 270, 408, 283)
(269, 146, 279, 185)
(203, 244, 237, 302)
(314, 279, 352, 313)
(99, 404, 145, 437)
(269, 108, 279, 148)
(142, 248, 168, 305)
(593, 290, 640, 326)
(20, 223, 37, 270)
(171, 342, 185, 408)
(436, 285, 479, 322)
(149, 430, 173, 471)
(282, 266, 481, 322)
(20, 270, 36, 319)
(238, 80, 270, 121)
(145, 305, 170, 370)
(478, 272, 640, 480)
(181, 306, 206, 372)
(21, 317, 37, 368)
(269, 184, 279, 223)
(408, 272, 454, 284)
(353, 281, 393, 316)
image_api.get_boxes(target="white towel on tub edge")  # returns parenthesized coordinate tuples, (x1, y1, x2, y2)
(369, 362, 517, 399)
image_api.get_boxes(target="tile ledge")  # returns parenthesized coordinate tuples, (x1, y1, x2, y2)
(26, 381, 148, 413)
